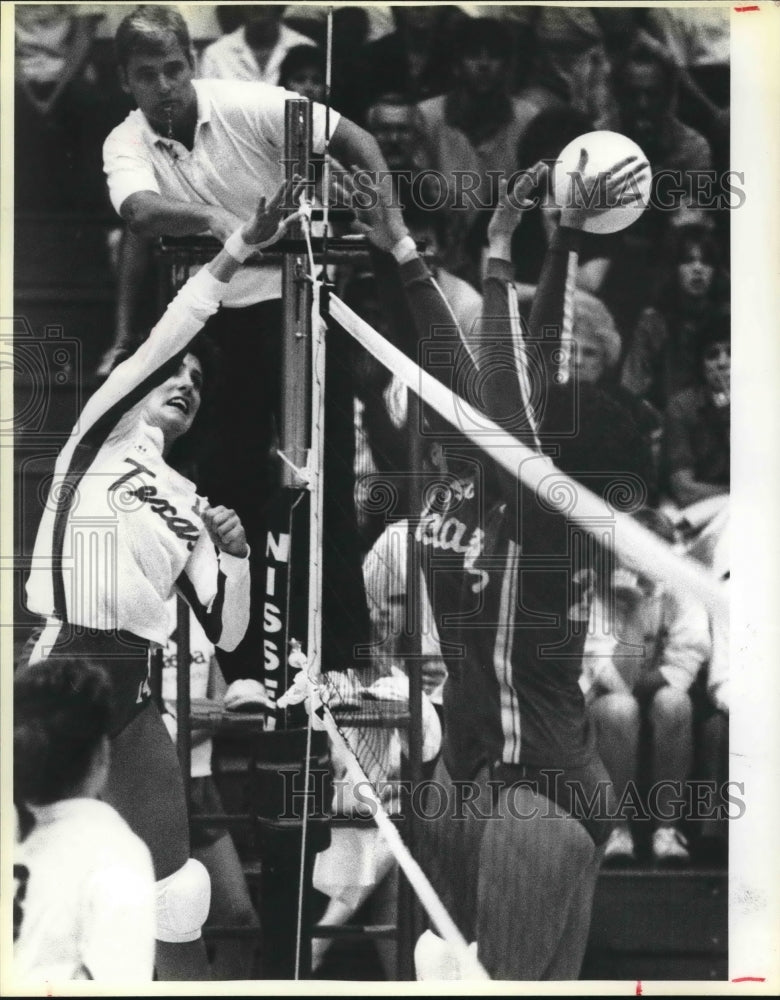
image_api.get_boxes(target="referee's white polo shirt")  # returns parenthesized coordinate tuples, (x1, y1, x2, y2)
(104, 78, 340, 309)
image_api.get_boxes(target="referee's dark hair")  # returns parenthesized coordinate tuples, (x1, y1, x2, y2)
(14, 659, 114, 808)
(115, 5, 193, 70)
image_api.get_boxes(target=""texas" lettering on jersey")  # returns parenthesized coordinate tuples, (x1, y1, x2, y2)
(110, 458, 201, 550)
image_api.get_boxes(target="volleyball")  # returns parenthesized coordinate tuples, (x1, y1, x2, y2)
(552, 130, 652, 234)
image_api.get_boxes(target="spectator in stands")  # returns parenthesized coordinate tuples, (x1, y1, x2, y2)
(622, 224, 728, 412)
(199, 5, 316, 85)
(640, 6, 729, 170)
(278, 44, 325, 104)
(366, 92, 479, 191)
(14, 3, 108, 210)
(664, 319, 730, 509)
(601, 44, 717, 340)
(363, 519, 448, 705)
(517, 6, 639, 127)
(583, 509, 711, 866)
(670, 321, 730, 865)
(214, 6, 247, 37)
(570, 290, 622, 387)
(283, 3, 388, 51)
(696, 661, 729, 866)
(416, 17, 539, 202)
(364, 93, 480, 273)
(281, 5, 380, 120)
(345, 4, 461, 121)
(612, 45, 713, 196)
(568, 290, 663, 505)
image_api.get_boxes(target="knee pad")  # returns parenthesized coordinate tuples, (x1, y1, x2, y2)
(155, 858, 211, 943)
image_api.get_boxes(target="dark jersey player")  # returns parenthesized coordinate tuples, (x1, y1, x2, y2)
(343, 151, 651, 979)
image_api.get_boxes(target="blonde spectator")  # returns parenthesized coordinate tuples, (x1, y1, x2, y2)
(583, 509, 711, 866)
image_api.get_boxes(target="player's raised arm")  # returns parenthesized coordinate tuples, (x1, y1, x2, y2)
(76, 177, 303, 445)
(528, 150, 650, 386)
(338, 168, 477, 387)
(476, 164, 546, 437)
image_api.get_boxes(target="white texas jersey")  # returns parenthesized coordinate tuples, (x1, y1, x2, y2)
(25, 267, 250, 649)
(13, 798, 155, 985)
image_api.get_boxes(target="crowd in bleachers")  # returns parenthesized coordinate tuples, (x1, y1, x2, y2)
(14, 3, 731, 982)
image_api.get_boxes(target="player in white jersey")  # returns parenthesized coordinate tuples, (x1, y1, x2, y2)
(22, 177, 302, 980)
(13, 658, 155, 985)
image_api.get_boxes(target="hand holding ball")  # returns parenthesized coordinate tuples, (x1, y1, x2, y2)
(553, 131, 652, 234)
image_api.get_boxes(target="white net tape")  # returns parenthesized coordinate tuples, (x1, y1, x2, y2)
(328, 292, 727, 620)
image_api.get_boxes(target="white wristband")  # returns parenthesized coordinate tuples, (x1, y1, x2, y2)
(391, 234, 418, 265)
(224, 228, 257, 263)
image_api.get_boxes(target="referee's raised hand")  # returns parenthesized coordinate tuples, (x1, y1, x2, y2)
(202, 505, 249, 558)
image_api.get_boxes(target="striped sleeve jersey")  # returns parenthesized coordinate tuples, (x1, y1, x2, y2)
(416, 467, 598, 781)
(25, 267, 250, 649)
(396, 244, 600, 781)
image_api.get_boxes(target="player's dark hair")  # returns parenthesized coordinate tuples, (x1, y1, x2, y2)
(105, 331, 222, 474)
(166, 332, 223, 473)
(14, 659, 114, 807)
(115, 5, 193, 70)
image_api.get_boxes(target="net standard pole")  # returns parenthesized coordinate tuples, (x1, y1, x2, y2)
(281, 99, 313, 485)
(280, 99, 317, 980)
(278, 99, 314, 717)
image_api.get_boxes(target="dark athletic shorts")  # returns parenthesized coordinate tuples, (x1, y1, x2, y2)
(21, 622, 190, 877)
(31, 623, 152, 736)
